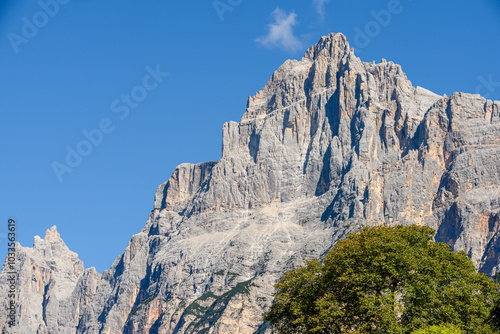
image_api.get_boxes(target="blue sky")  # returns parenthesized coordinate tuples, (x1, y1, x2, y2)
(1, 0, 499, 272)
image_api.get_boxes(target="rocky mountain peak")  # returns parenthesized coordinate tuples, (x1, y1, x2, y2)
(304, 32, 350, 61)
(33, 225, 72, 257)
(2, 33, 500, 333)
(245, 33, 353, 119)
(42, 225, 61, 243)
(30, 225, 82, 275)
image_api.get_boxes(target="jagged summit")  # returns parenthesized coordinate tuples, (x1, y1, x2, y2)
(245, 33, 353, 119)
(32, 225, 72, 255)
(244, 32, 412, 123)
(304, 32, 351, 60)
(2, 33, 500, 333)
(41, 225, 61, 243)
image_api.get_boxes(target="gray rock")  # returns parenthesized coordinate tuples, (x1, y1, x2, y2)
(1, 33, 499, 333)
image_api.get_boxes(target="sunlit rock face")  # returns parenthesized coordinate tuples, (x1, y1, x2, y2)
(2, 33, 500, 334)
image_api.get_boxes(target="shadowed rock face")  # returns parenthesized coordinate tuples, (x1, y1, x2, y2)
(1, 33, 500, 334)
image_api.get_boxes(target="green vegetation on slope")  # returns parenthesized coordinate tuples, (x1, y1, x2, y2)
(176, 278, 255, 333)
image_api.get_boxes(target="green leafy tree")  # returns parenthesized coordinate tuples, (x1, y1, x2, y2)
(412, 323, 462, 334)
(490, 298, 500, 331)
(264, 225, 499, 333)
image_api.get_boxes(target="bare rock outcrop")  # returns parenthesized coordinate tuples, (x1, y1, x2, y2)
(1, 33, 499, 333)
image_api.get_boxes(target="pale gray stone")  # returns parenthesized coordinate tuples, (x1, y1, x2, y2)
(1, 33, 499, 333)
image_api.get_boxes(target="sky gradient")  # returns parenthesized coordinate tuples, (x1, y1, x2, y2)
(1, 0, 499, 272)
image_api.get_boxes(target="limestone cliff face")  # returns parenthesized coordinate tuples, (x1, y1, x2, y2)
(1, 33, 500, 333)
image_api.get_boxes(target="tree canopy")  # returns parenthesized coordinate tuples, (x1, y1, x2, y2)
(264, 225, 499, 333)
(412, 323, 463, 334)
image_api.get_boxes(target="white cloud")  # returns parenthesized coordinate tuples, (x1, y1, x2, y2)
(313, 0, 330, 19)
(255, 8, 303, 53)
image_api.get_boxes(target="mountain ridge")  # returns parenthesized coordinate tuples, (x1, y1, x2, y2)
(1, 32, 500, 333)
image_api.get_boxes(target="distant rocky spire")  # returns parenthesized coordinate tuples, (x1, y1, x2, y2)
(43, 225, 61, 243)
